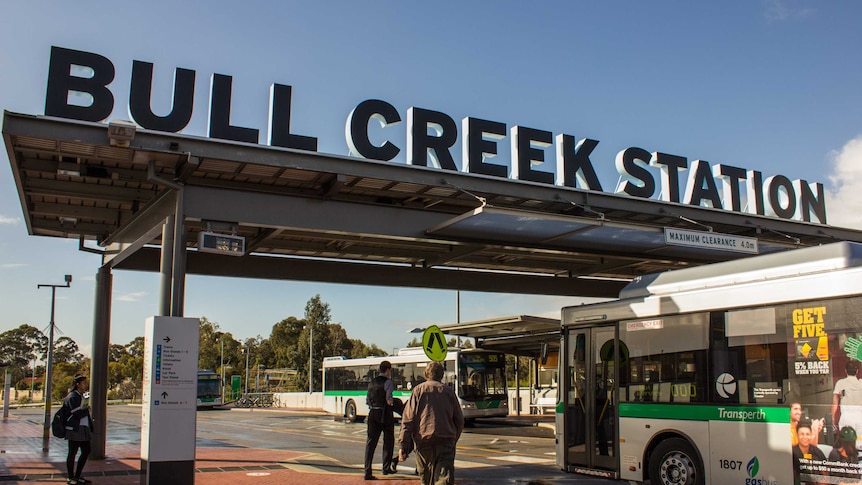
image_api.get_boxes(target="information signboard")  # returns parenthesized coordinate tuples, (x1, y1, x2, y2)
(141, 316, 199, 484)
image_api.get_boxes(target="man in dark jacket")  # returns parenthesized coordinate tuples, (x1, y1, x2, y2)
(398, 361, 464, 485)
(364, 360, 395, 480)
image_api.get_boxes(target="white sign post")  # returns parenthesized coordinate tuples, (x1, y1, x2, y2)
(141, 316, 199, 484)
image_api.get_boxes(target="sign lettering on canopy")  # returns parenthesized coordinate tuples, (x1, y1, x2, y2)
(41, 46, 827, 226)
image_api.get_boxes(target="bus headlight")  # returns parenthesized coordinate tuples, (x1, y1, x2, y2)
(462, 403, 476, 409)
(501, 400, 508, 407)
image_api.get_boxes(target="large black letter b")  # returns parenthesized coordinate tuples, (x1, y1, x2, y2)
(45, 46, 115, 122)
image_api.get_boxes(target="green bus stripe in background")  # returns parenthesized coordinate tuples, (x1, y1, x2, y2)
(618, 403, 789, 423)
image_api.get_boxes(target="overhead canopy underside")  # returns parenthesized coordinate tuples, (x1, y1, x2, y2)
(437, 315, 562, 357)
(5, 111, 862, 304)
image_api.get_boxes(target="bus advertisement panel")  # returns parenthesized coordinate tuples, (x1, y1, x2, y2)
(323, 348, 508, 422)
(557, 242, 862, 485)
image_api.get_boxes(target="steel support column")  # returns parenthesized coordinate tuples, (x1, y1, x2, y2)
(159, 215, 174, 316)
(90, 264, 112, 459)
(170, 189, 186, 317)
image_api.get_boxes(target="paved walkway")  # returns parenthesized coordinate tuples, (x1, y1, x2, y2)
(0, 414, 425, 485)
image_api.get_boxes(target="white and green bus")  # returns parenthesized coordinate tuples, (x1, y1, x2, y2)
(323, 347, 508, 422)
(557, 241, 862, 485)
(196, 369, 223, 408)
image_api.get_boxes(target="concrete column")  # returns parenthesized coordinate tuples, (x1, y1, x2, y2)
(90, 264, 113, 459)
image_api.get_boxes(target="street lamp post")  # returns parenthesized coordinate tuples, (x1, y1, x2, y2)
(456, 290, 461, 347)
(30, 354, 36, 400)
(244, 347, 250, 395)
(37, 274, 71, 452)
(308, 325, 314, 393)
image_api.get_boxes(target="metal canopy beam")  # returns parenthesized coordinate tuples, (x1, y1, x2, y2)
(112, 248, 626, 298)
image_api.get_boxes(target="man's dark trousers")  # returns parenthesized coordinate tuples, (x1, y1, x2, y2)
(364, 408, 394, 476)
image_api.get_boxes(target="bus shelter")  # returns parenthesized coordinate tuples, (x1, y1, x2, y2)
(438, 315, 562, 414)
(5, 111, 862, 460)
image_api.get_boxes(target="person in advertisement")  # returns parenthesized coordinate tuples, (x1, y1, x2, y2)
(827, 426, 861, 484)
(63, 374, 94, 485)
(364, 360, 396, 480)
(792, 418, 827, 485)
(832, 359, 862, 448)
(791, 402, 824, 446)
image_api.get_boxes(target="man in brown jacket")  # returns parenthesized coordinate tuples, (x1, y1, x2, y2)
(398, 361, 464, 485)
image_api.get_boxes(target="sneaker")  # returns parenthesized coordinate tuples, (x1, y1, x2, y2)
(66, 479, 78, 485)
(76, 478, 92, 484)
(364, 475, 377, 480)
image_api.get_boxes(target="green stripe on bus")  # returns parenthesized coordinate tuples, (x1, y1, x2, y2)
(618, 403, 789, 423)
(475, 400, 500, 409)
(323, 390, 412, 397)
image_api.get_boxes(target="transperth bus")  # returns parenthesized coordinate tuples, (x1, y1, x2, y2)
(323, 347, 508, 422)
(196, 369, 223, 408)
(556, 242, 862, 485)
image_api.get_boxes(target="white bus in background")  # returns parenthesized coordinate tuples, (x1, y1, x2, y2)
(322, 347, 508, 422)
(196, 370, 222, 408)
(556, 242, 862, 485)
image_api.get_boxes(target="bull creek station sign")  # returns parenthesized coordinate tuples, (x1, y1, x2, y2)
(45, 46, 826, 225)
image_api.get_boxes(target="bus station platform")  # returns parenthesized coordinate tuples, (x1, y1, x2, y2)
(0, 411, 557, 485)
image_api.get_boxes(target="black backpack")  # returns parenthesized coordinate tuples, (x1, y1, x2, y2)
(51, 400, 70, 439)
(367, 375, 387, 408)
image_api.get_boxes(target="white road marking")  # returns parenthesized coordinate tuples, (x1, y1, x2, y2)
(489, 455, 555, 464)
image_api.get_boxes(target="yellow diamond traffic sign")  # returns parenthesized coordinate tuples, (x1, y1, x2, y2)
(422, 325, 448, 362)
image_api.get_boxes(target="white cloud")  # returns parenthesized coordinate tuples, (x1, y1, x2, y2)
(763, 0, 814, 22)
(117, 291, 148, 302)
(1, 263, 27, 268)
(826, 135, 862, 230)
(0, 215, 20, 224)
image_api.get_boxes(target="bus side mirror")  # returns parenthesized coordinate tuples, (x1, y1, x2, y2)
(540, 342, 549, 366)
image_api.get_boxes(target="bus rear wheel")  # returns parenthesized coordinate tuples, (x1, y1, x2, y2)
(649, 438, 703, 485)
(345, 399, 358, 422)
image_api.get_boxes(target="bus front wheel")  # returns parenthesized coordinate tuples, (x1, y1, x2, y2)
(345, 400, 358, 422)
(649, 438, 704, 485)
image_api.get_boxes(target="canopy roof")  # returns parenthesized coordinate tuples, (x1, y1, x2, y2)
(5, 111, 861, 300)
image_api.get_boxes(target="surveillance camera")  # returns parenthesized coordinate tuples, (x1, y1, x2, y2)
(65, 274, 72, 283)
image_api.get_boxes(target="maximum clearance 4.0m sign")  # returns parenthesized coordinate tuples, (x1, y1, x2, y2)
(44, 46, 827, 225)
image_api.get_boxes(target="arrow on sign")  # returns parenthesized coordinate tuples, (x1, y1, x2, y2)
(163, 336, 171, 343)
(161, 391, 168, 399)
(427, 332, 445, 353)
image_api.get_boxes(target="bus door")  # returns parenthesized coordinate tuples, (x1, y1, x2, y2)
(563, 326, 618, 477)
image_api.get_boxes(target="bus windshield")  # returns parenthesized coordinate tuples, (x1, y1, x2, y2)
(197, 374, 221, 398)
(458, 352, 506, 401)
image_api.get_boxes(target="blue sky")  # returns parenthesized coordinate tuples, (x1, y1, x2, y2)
(2, 1, 862, 357)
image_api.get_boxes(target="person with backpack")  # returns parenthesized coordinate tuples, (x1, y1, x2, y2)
(364, 360, 395, 480)
(63, 374, 93, 484)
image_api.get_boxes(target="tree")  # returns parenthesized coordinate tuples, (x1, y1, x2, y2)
(0, 324, 47, 385)
(198, 317, 222, 371)
(269, 316, 304, 368)
(302, 295, 332, 392)
(108, 336, 145, 401)
(54, 336, 84, 365)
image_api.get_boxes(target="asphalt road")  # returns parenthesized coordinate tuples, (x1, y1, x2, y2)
(11, 406, 625, 484)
